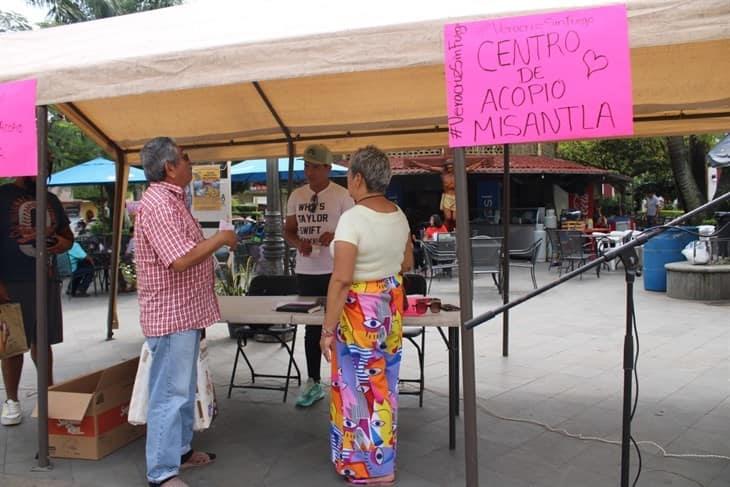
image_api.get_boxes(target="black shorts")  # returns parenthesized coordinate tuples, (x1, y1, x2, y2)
(4, 280, 64, 346)
(295, 273, 331, 298)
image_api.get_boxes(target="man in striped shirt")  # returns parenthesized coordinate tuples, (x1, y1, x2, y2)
(136, 137, 237, 487)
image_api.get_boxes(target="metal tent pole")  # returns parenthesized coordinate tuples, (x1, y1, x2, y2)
(286, 142, 295, 274)
(502, 145, 510, 356)
(454, 148, 479, 487)
(35, 105, 50, 469)
(287, 141, 295, 197)
(106, 150, 129, 340)
(259, 157, 286, 275)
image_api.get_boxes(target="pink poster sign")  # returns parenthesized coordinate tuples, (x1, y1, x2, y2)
(444, 5, 633, 147)
(0, 79, 38, 177)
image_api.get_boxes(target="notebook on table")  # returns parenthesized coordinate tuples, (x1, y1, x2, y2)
(275, 302, 322, 313)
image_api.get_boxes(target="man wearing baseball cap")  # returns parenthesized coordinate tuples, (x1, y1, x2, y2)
(284, 144, 354, 407)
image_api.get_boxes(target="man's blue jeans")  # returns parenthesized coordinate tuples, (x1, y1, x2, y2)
(145, 329, 200, 483)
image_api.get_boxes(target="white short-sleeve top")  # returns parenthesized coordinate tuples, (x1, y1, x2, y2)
(332, 204, 410, 282)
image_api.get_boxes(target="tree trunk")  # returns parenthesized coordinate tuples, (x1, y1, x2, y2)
(714, 168, 730, 212)
(689, 136, 709, 200)
(666, 136, 706, 216)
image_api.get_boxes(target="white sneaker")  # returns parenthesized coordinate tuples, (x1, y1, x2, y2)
(1, 399, 22, 426)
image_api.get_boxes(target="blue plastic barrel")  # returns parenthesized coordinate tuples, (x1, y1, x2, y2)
(643, 227, 697, 291)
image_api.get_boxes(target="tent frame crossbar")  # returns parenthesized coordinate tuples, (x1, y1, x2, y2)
(111, 110, 730, 158)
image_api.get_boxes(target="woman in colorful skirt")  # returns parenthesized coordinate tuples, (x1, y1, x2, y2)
(320, 146, 412, 486)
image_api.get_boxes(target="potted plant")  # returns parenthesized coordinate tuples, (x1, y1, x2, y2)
(119, 262, 137, 292)
(215, 257, 254, 338)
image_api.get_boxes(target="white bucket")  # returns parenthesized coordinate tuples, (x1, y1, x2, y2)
(544, 215, 558, 229)
(534, 229, 546, 261)
(698, 225, 715, 241)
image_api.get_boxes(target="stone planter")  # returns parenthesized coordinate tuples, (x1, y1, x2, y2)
(665, 262, 730, 300)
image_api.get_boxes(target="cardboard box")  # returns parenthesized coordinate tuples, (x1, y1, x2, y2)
(34, 357, 145, 460)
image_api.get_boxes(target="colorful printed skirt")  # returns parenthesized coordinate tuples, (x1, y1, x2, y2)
(330, 275, 404, 481)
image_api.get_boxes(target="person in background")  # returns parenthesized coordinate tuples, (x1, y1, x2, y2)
(593, 207, 608, 229)
(321, 145, 412, 485)
(74, 219, 88, 236)
(125, 225, 136, 257)
(136, 137, 237, 487)
(424, 213, 448, 240)
(84, 209, 96, 226)
(68, 241, 94, 297)
(0, 174, 73, 426)
(284, 144, 354, 408)
(645, 190, 661, 227)
(407, 158, 484, 230)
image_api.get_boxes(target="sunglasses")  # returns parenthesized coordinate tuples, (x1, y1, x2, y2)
(308, 193, 318, 213)
(415, 298, 442, 314)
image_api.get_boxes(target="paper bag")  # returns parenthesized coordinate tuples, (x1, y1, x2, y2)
(0, 303, 29, 359)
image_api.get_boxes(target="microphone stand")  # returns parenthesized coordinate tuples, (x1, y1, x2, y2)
(465, 191, 730, 487)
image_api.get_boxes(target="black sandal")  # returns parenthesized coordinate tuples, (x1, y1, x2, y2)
(149, 475, 181, 487)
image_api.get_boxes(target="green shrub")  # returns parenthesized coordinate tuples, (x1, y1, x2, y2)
(659, 209, 684, 219)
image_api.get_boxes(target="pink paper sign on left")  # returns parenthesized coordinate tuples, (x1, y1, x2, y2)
(0, 79, 38, 177)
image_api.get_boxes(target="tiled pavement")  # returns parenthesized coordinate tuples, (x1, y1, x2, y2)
(1, 264, 728, 486)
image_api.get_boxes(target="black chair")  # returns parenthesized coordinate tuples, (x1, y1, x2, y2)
(509, 238, 542, 289)
(400, 273, 427, 407)
(471, 236, 503, 293)
(90, 251, 111, 295)
(545, 228, 562, 272)
(227, 275, 302, 402)
(557, 230, 600, 278)
(422, 239, 458, 293)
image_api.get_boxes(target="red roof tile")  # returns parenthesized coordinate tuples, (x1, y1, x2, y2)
(386, 155, 621, 177)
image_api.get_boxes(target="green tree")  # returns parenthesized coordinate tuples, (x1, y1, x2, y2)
(25, 0, 182, 24)
(666, 136, 706, 213)
(48, 111, 106, 172)
(557, 137, 674, 208)
(715, 171, 730, 212)
(0, 10, 32, 31)
(559, 135, 725, 215)
(47, 110, 108, 200)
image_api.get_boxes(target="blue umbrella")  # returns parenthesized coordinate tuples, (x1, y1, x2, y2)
(48, 157, 147, 186)
(231, 158, 348, 183)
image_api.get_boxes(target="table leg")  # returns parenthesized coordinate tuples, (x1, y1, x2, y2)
(449, 326, 458, 449)
(437, 327, 459, 450)
(454, 328, 460, 417)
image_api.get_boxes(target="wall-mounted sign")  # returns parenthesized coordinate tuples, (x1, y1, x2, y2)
(192, 165, 222, 211)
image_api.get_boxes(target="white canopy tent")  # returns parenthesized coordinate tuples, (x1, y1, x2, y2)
(2, 1, 729, 484)
(1, 0, 729, 162)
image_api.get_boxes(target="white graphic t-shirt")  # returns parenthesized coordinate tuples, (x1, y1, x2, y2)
(286, 182, 354, 275)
